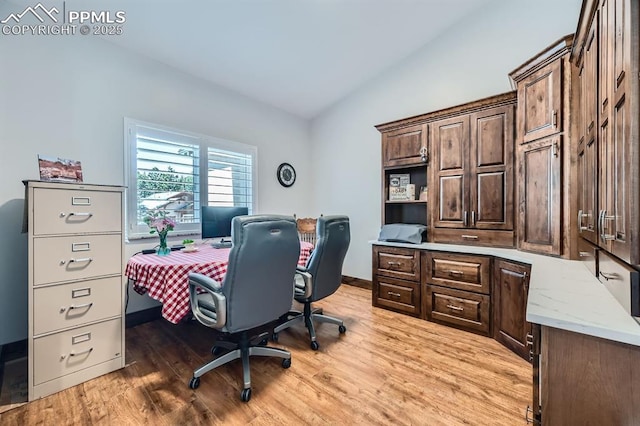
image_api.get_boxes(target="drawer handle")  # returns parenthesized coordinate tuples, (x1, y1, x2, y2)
(66, 348, 93, 359)
(386, 261, 401, 267)
(448, 270, 464, 277)
(446, 304, 464, 311)
(525, 333, 534, 347)
(599, 271, 619, 281)
(60, 302, 93, 313)
(387, 291, 401, 298)
(69, 212, 93, 218)
(69, 257, 93, 263)
(578, 251, 591, 258)
(70, 302, 93, 310)
(461, 235, 478, 240)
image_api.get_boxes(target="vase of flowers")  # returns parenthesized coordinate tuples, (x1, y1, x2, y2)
(144, 212, 176, 256)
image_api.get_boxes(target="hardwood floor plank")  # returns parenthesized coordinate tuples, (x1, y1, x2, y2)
(0, 285, 531, 425)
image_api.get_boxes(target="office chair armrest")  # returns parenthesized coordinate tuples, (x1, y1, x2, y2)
(188, 273, 226, 329)
(295, 270, 313, 299)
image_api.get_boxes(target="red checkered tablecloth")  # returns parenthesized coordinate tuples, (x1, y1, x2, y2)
(125, 241, 313, 324)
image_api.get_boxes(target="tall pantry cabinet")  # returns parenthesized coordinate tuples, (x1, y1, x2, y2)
(24, 180, 126, 400)
(572, 0, 640, 267)
(509, 35, 577, 258)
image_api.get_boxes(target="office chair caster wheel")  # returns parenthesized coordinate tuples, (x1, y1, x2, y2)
(189, 377, 200, 390)
(282, 358, 291, 369)
(310, 341, 319, 351)
(259, 338, 268, 346)
(241, 387, 252, 402)
(339, 325, 347, 334)
(211, 346, 223, 356)
(271, 332, 279, 342)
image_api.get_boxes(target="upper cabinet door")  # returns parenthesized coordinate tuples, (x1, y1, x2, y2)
(431, 115, 469, 228)
(469, 105, 515, 231)
(381, 124, 427, 168)
(517, 60, 562, 144)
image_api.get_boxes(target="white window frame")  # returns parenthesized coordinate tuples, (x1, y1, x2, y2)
(124, 117, 258, 240)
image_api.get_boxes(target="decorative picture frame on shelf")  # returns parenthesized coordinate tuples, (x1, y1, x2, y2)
(389, 173, 411, 201)
(38, 155, 83, 183)
(419, 186, 428, 201)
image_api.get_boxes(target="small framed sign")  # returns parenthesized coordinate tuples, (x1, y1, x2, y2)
(38, 155, 83, 182)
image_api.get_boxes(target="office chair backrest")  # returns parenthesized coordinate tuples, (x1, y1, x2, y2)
(305, 215, 351, 301)
(223, 215, 300, 332)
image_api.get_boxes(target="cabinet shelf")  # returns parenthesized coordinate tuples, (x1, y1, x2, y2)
(386, 200, 427, 204)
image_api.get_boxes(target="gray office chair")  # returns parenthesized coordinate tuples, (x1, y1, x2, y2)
(187, 215, 300, 402)
(272, 215, 351, 350)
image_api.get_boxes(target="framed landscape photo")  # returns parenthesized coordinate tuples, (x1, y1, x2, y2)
(38, 155, 83, 182)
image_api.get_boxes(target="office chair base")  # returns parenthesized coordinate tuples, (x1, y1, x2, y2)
(273, 305, 347, 350)
(191, 337, 291, 402)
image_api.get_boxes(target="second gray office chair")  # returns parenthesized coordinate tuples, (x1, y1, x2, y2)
(273, 215, 351, 350)
(187, 215, 300, 402)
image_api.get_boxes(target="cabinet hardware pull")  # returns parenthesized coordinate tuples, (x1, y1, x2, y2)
(525, 405, 540, 424)
(69, 257, 93, 263)
(598, 210, 616, 241)
(599, 271, 619, 281)
(471, 211, 476, 226)
(579, 251, 591, 258)
(529, 349, 534, 362)
(69, 303, 93, 310)
(419, 146, 429, 163)
(69, 347, 94, 357)
(463, 211, 468, 227)
(553, 141, 559, 157)
(552, 110, 557, 127)
(448, 270, 464, 276)
(446, 304, 464, 311)
(461, 235, 478, 240)
(386, 261, 400, 267)
(525, 333, 534, 347)
(387, 291, 401, 298)
(578, 210, 588, 232)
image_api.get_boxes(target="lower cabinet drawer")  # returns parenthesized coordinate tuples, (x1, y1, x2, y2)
(33, 318, 122, 386)
(425, 285, 490, 336)
(431, 228, 515, 248)
(373, 275, 420, 317)
(33, 276, 122, 336)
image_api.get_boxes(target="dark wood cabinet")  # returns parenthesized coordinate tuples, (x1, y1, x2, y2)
(430, 94, 516, 247)
(492, 259, 531, 362)
(518, 135, 562, 255)
(423, 251, 492, 336)
(381, 124, 428, 168)
(510, 36, 575, 258)
(572, 0, 640, 267)
(372, 246, 421, 317)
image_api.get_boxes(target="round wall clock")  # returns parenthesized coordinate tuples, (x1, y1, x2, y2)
(277, 162, 296, 187)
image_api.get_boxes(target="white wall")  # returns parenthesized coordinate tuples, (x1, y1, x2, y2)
(0, 17, 313, 344)
(310, 0, 583, 280)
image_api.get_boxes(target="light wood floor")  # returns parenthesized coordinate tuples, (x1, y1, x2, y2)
(0, 285, 532, 425)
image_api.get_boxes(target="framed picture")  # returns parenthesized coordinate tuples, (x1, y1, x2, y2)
(38, 155, 83, 182)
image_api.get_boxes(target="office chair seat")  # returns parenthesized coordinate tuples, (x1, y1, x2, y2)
(273, 215, 350, 350)
(188, 215, 300, 402)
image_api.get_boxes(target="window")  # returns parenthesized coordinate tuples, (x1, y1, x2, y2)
(124, 118, 257, 239)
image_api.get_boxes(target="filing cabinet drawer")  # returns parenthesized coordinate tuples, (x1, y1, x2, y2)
(33, 318, 122, 386)
(33, 234, 122, 286)
(373, 275, 420, 317)
(373, 246, 421, 282)
(33, 188, 122, 236)
(33, 276, 122, 335)
(577, 237, 598, 277)
(425, 285, 490, 336)
(425, 252, 491, 294)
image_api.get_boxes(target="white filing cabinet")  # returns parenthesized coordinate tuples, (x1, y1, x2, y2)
(24, 181, 125, 400)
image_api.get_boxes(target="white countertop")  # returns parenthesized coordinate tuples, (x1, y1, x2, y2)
(371, 240, 640, 347)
